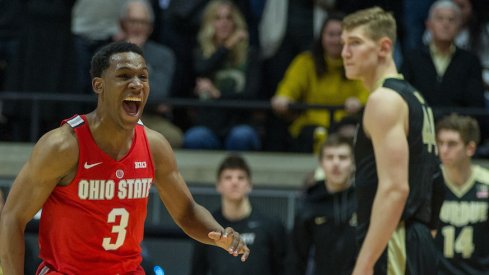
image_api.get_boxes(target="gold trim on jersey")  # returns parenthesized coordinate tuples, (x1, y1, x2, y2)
(443, 165, 489, 198)
(387, 221, 407, 275)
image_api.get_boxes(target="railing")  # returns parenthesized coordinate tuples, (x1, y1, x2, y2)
(0, 92, 344, 141)
(1, 91, 488, 142)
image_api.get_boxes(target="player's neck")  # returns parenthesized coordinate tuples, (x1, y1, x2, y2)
(86, 112, 135, 160)
(325, 180, 351, 193)
(365, 59, 398, 92)
(221, 198, 252, 221)
(444, 161, 473, 187)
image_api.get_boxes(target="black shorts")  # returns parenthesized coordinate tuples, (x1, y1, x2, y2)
(375, 221, 438, 275)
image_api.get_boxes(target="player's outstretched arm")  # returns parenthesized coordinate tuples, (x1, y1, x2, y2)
(353, 89, 410, 275)
(0, 126, 78, 274)
(146, 129, 250, 261)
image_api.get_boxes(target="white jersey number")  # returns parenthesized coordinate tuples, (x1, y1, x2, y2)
(102, 208, 129, 250)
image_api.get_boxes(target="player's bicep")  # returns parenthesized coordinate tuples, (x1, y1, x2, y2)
(364, 90, 409, 189)
(148, 130, 195, 220)
(3, 129, 77, 224)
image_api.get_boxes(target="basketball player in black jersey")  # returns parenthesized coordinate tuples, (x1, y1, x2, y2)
(341, 7, 439, 275)
(435, 114, 489, 274)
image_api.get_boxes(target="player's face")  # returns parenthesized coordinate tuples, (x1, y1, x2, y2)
(217, 169, 251, 202)
(322, 19, 343, 58)
(341, 26, 379, 81)
(96, 52, 149, 129)
(437, 129, 471, 166)
(321, 145, 354, 188)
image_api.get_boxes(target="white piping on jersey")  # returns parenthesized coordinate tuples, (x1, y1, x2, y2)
(67, 115, 143, 127)
(67, 115, 84, 128)
(38, 265, 50, 275)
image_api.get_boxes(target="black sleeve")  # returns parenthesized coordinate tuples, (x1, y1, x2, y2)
(194, 46, 230, 77)
(215, 48, 262, 101)
(268, 218, 287, 275)
(430, 164, 446, 230)
(463, 54, 486, 108)
(188, 241, 209, 275)
(286, 210, 312, 275)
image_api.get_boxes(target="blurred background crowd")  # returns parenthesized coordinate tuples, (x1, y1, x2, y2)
(0, 0, 489, 157)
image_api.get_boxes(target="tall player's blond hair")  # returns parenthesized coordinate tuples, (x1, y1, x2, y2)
(342, 6, 397, 43)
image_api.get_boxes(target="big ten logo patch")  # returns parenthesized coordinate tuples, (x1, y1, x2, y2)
(135, 161, 147, 169)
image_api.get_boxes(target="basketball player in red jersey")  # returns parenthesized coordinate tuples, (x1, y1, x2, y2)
(0, 41, 250, 274)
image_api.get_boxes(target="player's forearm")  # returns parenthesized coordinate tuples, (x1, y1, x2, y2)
(177, 203, 224, 246)
(0, 217, 26, 274)
(355, 184, 408, 270)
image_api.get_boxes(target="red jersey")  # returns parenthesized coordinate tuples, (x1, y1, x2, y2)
(37, 115, 154, 274)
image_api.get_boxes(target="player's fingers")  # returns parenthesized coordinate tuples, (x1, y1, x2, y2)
(240, 244, 250, 262)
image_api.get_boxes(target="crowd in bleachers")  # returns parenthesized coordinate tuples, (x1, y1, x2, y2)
(0, 0, 488, 157)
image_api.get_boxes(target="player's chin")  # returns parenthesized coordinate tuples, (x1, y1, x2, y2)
(345, 70, 360, 80)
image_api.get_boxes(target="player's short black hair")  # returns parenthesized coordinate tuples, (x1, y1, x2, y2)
(90, 41, 144, 79)
(217, 154, 251, 180)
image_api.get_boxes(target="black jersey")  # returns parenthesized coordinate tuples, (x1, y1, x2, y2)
(189, 208, 286, 275)
(435, 165, 489, 275)
(288, 181, 357, 275)
(354, 78, 438, 243)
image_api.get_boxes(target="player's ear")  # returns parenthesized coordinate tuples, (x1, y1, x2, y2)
(92, 78, 103, 94)
(466, 141, 477, 157)
(378, 37, 393, 58)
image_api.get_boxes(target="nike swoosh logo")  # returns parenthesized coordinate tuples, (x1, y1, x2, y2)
(84, 162, 103, 169)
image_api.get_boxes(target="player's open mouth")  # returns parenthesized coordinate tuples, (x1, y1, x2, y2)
(122, 96, 142, 116)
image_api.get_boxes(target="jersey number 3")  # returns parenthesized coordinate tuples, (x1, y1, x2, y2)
(102, 208, 129, 250)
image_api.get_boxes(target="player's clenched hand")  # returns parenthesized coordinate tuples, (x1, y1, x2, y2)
(208, 227, 250, 262)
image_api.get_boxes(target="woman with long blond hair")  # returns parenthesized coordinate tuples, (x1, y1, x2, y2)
(183, 0, 262, 151)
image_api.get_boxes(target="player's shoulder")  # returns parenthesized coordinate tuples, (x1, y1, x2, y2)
(30, 124, 79, 170)
(36, 124, 78, 155)
(473, 165, 489, 185)
(144, 126, 175, 164)
(365, 87, 406, 123)
(367, 86, 404, 109)
(144, 126, 171, 150)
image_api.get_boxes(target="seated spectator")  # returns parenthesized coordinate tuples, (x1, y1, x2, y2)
(72, 0, 126, 96)
(435, 113, 489, 274)
(183, 0, 262, 151)
(287, 134, 357, 275)
(401, 0, 485, 112)
(119, 0, 183, 148)
(271, 14, 368, 153)
(189, 154, 286, 275)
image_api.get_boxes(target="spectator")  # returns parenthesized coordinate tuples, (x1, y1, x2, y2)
(72, 0, 126, 96)
(119, 0, 183, 148)
(401, 0, 485, 112)
(435, 113, 489, 274)
(189, 154, 286, 275)
(287, 134, 357, 275)
(271, 14, 368, 153)
(183, 0, 262, 151)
